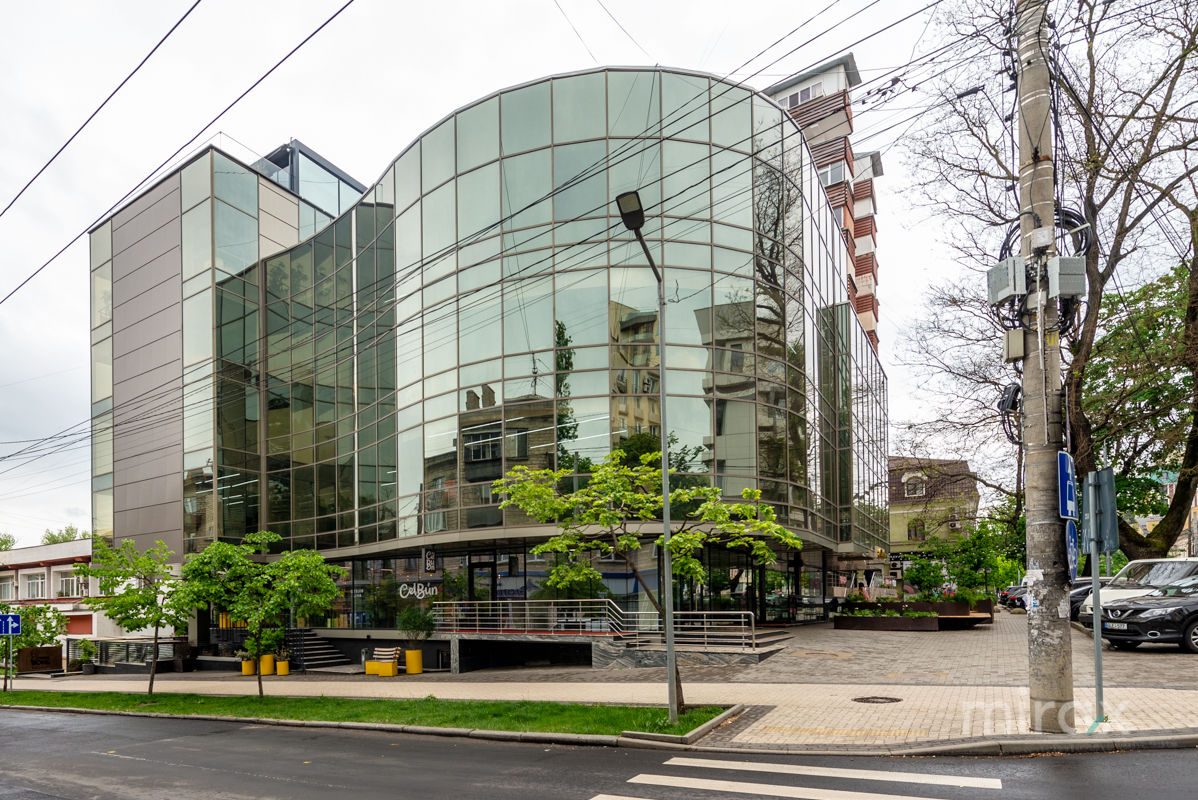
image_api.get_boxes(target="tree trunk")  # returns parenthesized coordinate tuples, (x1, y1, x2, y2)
(148, 623, 159, 696)
(254, 637, 264, 698)
(620, 549, 686, 714)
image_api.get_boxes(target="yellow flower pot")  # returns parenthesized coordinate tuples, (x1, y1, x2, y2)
(259, 654, 275, 676)
(405, 649, 423, 675)
(276, 660, 290, 676)
(241, 660, 255, 676)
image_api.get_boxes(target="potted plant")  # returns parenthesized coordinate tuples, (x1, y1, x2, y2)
(275, 646, 290, 676)
(78, 639, 98, 675)
(396, 606, 436, 674)
(236, 649, 255, 676)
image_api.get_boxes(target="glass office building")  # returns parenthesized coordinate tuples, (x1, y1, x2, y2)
(90, 68, 887, 626)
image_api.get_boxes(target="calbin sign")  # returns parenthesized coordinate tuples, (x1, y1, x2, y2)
(1058, 451, 1078, 520)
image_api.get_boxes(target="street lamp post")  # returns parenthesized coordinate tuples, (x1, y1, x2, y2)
(615, 190, 679, 723)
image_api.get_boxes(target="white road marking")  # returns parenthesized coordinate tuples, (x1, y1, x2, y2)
(627, 773, 965, 800)
(663, 756, 1003, 789)
(589, 795, 658, 800)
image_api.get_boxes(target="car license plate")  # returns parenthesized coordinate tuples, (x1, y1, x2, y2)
(1104, 622, 1127, 630)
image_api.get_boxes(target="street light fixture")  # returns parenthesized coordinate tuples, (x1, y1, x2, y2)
(615, 190, 678, 724)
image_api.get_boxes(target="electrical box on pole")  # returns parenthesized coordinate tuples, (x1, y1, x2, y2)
(1047, 256, 1086, 299)
(988, 257, 1027, 305)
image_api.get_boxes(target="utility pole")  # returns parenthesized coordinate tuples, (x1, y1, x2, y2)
(1016, 0, 1074, 733)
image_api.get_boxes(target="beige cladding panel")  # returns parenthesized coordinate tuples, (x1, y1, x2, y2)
(258, 211, 300, 251)
(112, 176, 179, 242)
(108, 172, 184, 552)
(259, 179, 299, 227)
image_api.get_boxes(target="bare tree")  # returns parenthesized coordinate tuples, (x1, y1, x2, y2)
(898, 0, 1198, 557)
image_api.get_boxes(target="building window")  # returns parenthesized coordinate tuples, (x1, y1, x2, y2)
(24, 574, 46, 600)
(464, 431, 501, 463)
(0, 578, 12, 601)
(907, 519, 927, 541)
(800, 82, 824, 103)
(58, 575, 86, 598)
(818, 161, 845, 187)
(905, 477, 926, 498)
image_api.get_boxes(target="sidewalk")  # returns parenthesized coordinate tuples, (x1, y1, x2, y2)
(11, 612, 1198, 754)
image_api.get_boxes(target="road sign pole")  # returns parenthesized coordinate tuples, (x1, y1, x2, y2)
(1088, 478, 1105, 727)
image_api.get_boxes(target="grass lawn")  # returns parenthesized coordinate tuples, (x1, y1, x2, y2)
(0, 691, 724, 737)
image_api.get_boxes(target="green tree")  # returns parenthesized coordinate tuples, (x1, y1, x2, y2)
(494, 449, 801, 711)
(0, 532, 15, 551)
(41, 525, 89, 545)
(902, 556, 948, 599)
(74, 539, 190, 695)
(180, 531, 345, 698)
(0, 603, 66, 691)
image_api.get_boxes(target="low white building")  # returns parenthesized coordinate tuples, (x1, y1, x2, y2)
(0, 539, 123, 639)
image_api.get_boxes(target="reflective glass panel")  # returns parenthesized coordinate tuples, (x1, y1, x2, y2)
(457, 163, 500, 240)
(181, 152, 212, 211)
(213, 152, 257, 216)
(181, 200, 212, 281)
(183, 289, 213, 365)
(608, 70, 660, 136)
(456, 96, 499, 172)
(553, 140, 607, 221)
(501, 150, 551, 228)
(661, 72, 709, 140)
(422, 180, 456, 257)
(554, 269, 608, 347)
(89, 222, 112, 269)
(213, 201, 257, 279)
(298, 153, 340, 216)
(501, 81, 551, 154)
(91, 261, 112, 329)
(422, 117, 455, 191)
(553, 73, 606, 142)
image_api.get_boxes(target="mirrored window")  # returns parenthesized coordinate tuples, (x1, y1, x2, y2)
(501, 82, 551, 154)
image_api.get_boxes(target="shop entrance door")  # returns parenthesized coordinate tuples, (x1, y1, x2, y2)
(469, 562, 496, 601)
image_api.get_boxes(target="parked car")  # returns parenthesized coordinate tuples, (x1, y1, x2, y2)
(999, 585, 1021, 605)
(1098, 576, 1198, 652)
(1069, 578, 1111, 621)
(1079, 558, 1198, 628)
(1005, 585, 1030, 609)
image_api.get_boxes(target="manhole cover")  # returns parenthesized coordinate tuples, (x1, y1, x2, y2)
(851, 696, 903, 704)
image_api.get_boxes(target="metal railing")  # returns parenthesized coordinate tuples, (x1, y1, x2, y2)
(432, 600, 758, 651)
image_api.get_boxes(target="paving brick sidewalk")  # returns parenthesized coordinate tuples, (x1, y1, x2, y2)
(12, 611, 1198, 750)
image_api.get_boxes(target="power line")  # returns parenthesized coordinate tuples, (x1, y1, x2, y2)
(0, 0, 205, 223)
(0, 0, 360, 311)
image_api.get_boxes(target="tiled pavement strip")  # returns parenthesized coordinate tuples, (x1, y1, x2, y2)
(13, 611, 1198, 749)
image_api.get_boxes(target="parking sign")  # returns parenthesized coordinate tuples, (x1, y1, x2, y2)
(1058, 451, 1078, 520)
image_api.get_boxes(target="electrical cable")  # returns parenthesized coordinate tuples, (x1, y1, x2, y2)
(0, 0, 205, 223)
(0, 0, 359, 310)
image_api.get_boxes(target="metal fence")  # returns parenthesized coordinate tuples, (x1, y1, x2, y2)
(66, 638, 183, 665)
(432, 599, 758, 651)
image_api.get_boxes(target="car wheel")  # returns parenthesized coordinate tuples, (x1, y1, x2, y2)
(1108, 639, 1140, 650)
(1182, 620, 1198, 654)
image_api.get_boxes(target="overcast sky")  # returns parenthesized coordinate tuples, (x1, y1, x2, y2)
(0, 0, 956, 547)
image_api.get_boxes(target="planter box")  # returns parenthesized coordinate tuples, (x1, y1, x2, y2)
(833, 616, 939, 631)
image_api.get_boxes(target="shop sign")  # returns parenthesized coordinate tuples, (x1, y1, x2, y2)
(397, 581, 441, 600)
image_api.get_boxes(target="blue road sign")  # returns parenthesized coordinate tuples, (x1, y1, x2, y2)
(0, 614, 20, 636)
(1058, 451, 1078, 520)
(1066, 520, 1079, 583)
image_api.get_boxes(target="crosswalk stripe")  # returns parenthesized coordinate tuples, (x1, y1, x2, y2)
(589, 795, 658, 800)
(663, 757, 1003, 790)
(627, 773, 959, 800)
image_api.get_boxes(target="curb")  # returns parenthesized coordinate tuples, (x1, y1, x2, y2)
(4, 703, 1197, 757)
(620, 704, 746, 745)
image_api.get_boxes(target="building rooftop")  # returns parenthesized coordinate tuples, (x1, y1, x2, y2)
(888, 457, 979, 506)
(765, 53, 863, 96)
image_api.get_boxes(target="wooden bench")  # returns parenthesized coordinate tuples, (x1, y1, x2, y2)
(365, 646, 402, 676)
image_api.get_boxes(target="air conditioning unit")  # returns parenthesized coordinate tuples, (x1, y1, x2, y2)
(948, 521, 961, 531)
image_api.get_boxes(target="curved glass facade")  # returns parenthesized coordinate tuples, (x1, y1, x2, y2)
(238, 67, 887, 557)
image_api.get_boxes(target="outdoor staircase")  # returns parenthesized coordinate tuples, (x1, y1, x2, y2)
(285, 628, 352, 670)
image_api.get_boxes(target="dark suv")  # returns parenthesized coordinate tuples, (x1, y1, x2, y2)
(1099, 576, 1198, 652)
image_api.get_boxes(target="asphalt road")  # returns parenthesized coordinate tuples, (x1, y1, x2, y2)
(0, 710, 1195, 800)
